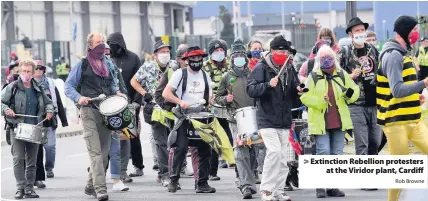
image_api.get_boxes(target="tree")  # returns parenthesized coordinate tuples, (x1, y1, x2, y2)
(219, 5, 234, 48)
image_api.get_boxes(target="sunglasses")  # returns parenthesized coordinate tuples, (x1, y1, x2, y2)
(35, 66, 45, 70)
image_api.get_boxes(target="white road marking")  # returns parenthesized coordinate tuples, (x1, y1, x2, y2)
(1, 167, 12, 172)
(66, 152, 87, 158)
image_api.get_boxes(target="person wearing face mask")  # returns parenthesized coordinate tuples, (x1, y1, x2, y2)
(416, 37, 428, 80)
(130, 40, 180, 186)
(2, 59, 54, 199)
(377, 15, 428, 201)
(65, 32, 126, 201)
(247, 40, 264, 71)
(106, 32, 144, 182)
(32, 60, 68, 188)
(215, 38, 259, 199)
(162, 46, 218, 194)
(366, 30, 377, 46)
(204, 39, 234, 178)
(300, 45, 359, 198)
(339, 17, 382, 173)
(247, 35, 303, 201)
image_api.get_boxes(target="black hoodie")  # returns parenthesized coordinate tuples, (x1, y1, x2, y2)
(107, 32, 142, 104)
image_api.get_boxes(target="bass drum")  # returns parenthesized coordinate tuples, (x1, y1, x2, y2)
(293, 119, 316, 156)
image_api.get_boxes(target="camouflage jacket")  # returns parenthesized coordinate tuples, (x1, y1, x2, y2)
(134, 60, 179, 94)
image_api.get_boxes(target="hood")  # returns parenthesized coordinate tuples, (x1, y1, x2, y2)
(107, 32, 127, 49)
(379, 40, 407, 60)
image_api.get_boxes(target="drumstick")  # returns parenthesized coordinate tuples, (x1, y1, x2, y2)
(15, 114, 39, 118)
(89, 94, 107, 102)
(277, 55, 293, 77)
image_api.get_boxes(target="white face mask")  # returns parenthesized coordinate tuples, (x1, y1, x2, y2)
(157, 53, 170, 65)
(353, 32, 367, 46)
(211, 51, 225, 62)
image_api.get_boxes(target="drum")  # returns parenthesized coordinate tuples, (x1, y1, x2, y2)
(99, 95, 132, 131)
(234, 107, 258, 136)
(186, 112, 215, 140)
(15, 123, 45, 144)
(211, 104, 229, 119)
(293, 119, 316, 155)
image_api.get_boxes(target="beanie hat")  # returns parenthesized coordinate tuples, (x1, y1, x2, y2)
(231, 38, 246, 55)
(270, 35, 290, 51)
(208, 39, 227, 56)
(394, 15, 418, 46)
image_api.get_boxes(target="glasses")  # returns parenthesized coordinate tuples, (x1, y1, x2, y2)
(35, 66, 44, 70)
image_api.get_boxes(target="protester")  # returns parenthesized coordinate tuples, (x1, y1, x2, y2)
(56, 56, 70, 81)
(107, 32, 143, 182)
(204, 39, 233, 179)
(340, 18, 382, 171)
(33, 60, 68, 186)
(247, 35, 301, 201)
(130, 40, 180, 186)
(176, 44, 189, 69)
(2, 59, 54, 199)
(65, 32, 126, 201)
(215, 38, 259, 199)
(366, 30, 377, 46)
(416, 37, 428, 80)
(247, 40, 264, 71)
(162, 46, 217, 194)
(376, 15, 428, 201)
(301, 45, 359, 198)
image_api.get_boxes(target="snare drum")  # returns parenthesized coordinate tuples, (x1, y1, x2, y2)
(211, 104, 229, 119)
(186, 112, 215, 140)
(15, 123, 45, 144)
(99, 95, 132, 131)
(234, 107, 258, 136)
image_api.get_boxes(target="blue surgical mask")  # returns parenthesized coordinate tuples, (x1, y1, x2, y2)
(321, 39, 332, 45)
(233, 57, 246, 67)
(250, 50, 262, 59)
(211, 51, 225, 62)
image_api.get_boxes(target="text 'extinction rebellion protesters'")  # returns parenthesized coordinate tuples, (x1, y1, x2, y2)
(247, 35, 302, 201)
(376, 15, 428, 201)
(300, 44, 360, 198)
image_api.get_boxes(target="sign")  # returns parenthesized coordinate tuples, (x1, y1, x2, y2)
(211, 18, 224, 33)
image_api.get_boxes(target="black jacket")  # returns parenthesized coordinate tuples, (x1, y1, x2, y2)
(107, 32, 142, 104)
(247, 54, 300, 129)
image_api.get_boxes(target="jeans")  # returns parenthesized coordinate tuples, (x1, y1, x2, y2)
(253, 143, 266, 173)
(382, 121, 428, 201)
(81, 107, 112, 193)
(109, 133, 121, 179)
(259, 128, 290, 194)
(315, 128, 345, 155)
(152, 122, 170, 176)
(210, 118, 233, 175)
(349, 105, 382, 155)
(11, 132, 39, 191)
(120, 140, 131, 175)
(149, 130, 158, 166)
(170, 119, 212, 185)
(43, 127, 56, 171)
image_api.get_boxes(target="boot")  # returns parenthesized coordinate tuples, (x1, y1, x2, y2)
(316, 188, 326, 198)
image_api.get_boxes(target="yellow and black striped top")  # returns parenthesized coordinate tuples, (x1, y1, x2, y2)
(203, 60, 229, 93)
(376, 56, 422, 126)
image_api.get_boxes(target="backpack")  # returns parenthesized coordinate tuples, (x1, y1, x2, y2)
(310, 70, 346, 88)
(176, 68, 209, 106)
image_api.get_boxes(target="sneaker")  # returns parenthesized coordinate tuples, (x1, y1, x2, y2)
(112, 181, 129, 192)
(316, 188, 326, 198)
(196, 182, 216, 193)
(168, 180, 179, 193)
(121, 173, 133, 183)
(261, 191, 275, 201)
(129, 167, 144, 177)
(242, 188, 252, 199)
(23, 190, 39, 198)
(209, 175, 221, 181)
(34, 181, 46, 189)
(284, 184, 293, 191)
(84, 185, 97, 198)
(14, 189, 24, 199)
(96, 190, 109, 201)
(254, 173, 261, 184)
(161, 176, 170, 187)
(219, 160, 228, 168)
(46, 170, 54, 178)
(275, 192, 292, 201)
(326, 189, 345, 197)
(153, 164, 159, 171)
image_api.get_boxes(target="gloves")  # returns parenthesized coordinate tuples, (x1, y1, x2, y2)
(143, 93, 153, 103)
(345, 88, 354, 98)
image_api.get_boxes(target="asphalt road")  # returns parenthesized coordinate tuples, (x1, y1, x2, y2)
(1, 120, 390, 201)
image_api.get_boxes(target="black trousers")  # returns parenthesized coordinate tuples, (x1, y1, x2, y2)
(130, 109, 144, 170)
(152, 122, 170, 176)
(36, 144, 45, 181)
(210, 118, 233, 176)
(170, 119, 212, 185)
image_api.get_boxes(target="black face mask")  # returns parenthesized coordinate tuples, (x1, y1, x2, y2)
(188, 59, 204, 71)
(109, 44, 123, 56)
(13, 74, 19, 81)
